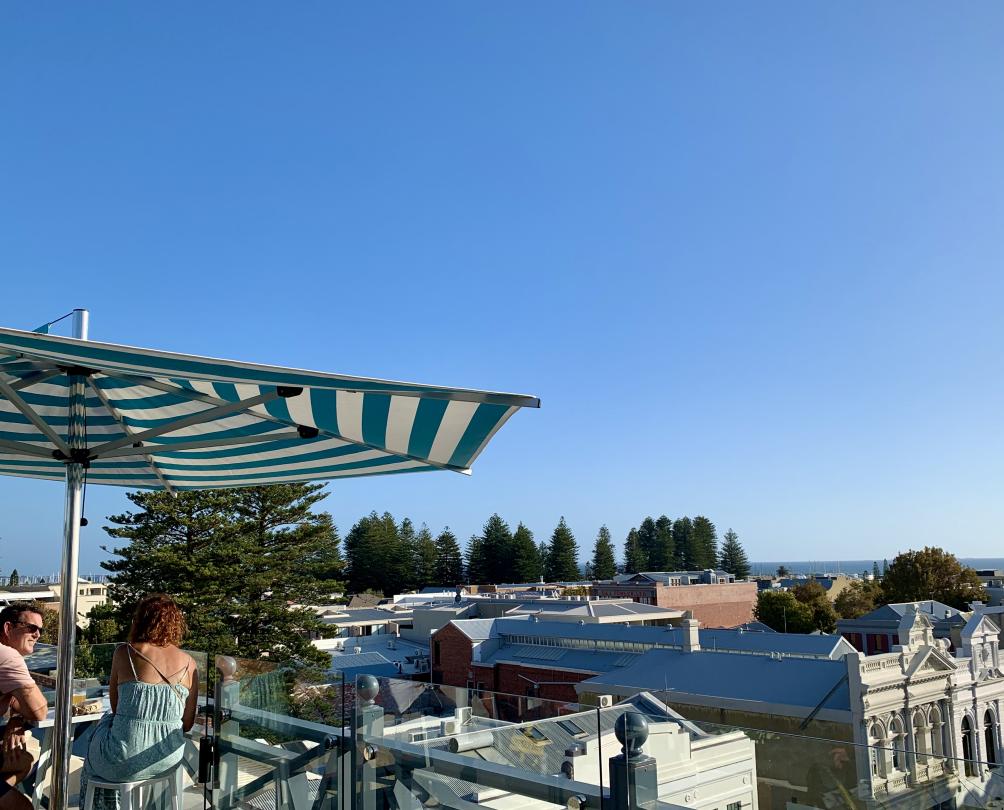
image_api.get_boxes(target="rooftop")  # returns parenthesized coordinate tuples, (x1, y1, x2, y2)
(490, 617, 853, 659)
(579, 647, 851, 719)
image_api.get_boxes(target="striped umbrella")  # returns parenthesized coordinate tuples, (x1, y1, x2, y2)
(0, 311, 538, 809)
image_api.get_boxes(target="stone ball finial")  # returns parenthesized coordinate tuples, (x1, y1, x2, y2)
(215, 655, 238, 684)
(614, 711, 649, 757)
(356, 674, 380, 705)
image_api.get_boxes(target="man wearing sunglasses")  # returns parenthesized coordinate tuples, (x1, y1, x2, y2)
(0, 603, 49, 810)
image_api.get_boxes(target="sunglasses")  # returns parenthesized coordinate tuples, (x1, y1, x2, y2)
(14, 620, 43, 635)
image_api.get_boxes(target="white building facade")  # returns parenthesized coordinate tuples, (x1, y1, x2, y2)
(848, 608, 1004, 810)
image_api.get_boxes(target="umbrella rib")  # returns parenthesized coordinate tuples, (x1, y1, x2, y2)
(0, 437, 59, 460)
(9, 369, 63, 391)
(99, 431, 304, 458)
(106, 372, 471, 474)
(86, 379, 175, 493)
(87, 390, 282, 457)
(0, 376, 72, 456)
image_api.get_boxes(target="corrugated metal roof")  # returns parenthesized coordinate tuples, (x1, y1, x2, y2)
(495, 618, 848, 658)
(581, 648, 850, 712)
(452, 618, 497, 640)
(327, 652, 392, 671)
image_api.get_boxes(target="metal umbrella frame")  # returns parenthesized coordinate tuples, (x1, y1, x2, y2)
(0, 310, 538, 809)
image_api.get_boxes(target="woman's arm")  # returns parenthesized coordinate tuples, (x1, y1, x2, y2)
(109, 646, 123, 714)
(182, 662, 199, 733)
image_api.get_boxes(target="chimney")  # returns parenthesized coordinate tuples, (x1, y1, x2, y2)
(683, 618, 700, 652)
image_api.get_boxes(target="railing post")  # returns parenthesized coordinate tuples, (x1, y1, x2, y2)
(608, 712, 657, 810)
(215, 655, 241, 809)
(352, 675, 384, 810)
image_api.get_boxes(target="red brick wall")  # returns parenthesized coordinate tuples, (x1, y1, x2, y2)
(431, 623, 474, 687)
(472, 662, 591, 705)
(654, 582, 757, 627)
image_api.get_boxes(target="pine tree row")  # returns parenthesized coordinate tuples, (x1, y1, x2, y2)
(343, 511, 751, 595)
(622, 515, 750, 579)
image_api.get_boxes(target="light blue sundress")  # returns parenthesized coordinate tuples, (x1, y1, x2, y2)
(79, 645, 190, 809)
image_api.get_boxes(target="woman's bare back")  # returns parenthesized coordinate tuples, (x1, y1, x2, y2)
(114, 642, 194, 688)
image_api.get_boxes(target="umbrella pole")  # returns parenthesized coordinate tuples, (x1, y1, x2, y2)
(50, 309, 88, 810)
(50, 463, 83, 810)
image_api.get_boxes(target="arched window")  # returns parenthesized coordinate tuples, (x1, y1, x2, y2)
(930, 705, 944, 759)
(869, 723, 888, 778)
(914, 710, 930, 765)
(962, 716, 977, 777)
(891, 717, 906, 771)
(985, 710, 997, 768)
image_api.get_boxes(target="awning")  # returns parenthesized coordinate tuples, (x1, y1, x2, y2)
(0, 326, 539, 491)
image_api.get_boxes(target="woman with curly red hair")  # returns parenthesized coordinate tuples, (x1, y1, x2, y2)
(80, 594, 199, 808)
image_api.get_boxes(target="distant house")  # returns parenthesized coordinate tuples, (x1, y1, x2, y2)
(836, 600, 965, 655)
(0, 578, 109, 628)
(592, 571, 757, 627)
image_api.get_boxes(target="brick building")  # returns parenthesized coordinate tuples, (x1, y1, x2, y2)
(432, 615, 852, 708)
(592, 571, 757, 627)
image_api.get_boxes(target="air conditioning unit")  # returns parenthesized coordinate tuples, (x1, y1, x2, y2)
(353, 646, 362, 655)
(387, 639, 396, 650)
(441, 719, 460, 735)
(456, 707, 472, 725)
(596, 695, 613, 708)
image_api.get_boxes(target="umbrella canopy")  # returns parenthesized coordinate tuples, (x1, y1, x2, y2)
(0, 326, 538, 490)
(0, 314, 538, 809)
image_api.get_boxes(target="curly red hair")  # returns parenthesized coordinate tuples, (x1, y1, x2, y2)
(128, 594, 186, 646)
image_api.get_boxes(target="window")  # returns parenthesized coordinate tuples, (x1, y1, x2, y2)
(433, 641, 441, 665)
(985, 710, 997, 767)
(963, 717, 977, 777)
(728, 803, 742, 810)
(557, 719, 587, 738)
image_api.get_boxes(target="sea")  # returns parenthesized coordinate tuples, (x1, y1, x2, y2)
(749, 558, 1004, 577)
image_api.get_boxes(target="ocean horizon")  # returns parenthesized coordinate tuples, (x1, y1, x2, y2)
(749, 558, 1004, 577)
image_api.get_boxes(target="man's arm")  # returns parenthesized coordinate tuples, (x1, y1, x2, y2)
(7, 684, 47, 723)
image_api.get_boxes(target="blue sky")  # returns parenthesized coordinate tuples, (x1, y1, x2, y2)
(2, 4, 1003, 573)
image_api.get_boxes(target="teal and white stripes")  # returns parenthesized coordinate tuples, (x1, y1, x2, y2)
(0, 327, 537, 491)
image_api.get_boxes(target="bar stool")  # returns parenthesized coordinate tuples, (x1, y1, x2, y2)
(81, 765, 185, 810)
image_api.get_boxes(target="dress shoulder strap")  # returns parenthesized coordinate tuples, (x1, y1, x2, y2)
(126, 644, 187, 705)
(120, 643, 139, 679)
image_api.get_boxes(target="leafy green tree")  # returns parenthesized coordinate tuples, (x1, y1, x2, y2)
(412, 524, 438, 590)
(882, 559, 889, 577)
(102, 485, 337, 666)
(834, 579, 882, 619)
(479, 514, 516, 584)
(544, 517, 581, 581)
(591, 526, 617, 580)
(690, 516, 718, 569)
(83, 601, 123, 644)
(792, 581, 837, 633)
(872, 561, 881, 581)
(776, 565, 790, 577)
(465, 534, 490, 584)
(512, 523, 542, 582)
(881, 547, 987, 610)
(433, 528, 464, 586)
(636, 517, 658, 571)
(718, 529, 750, 578)
(8, 570, 18, 588)
(673, 518, 694, 568)
(344, 512, 402, 596)
(74, 638, 99, 679)
(754, 590, 815, 634)
(537, 542, 549, 576)
(623, 529, 646, 575)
